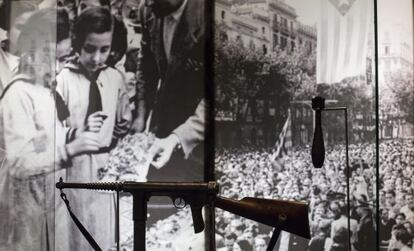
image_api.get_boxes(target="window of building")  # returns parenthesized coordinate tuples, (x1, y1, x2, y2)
(281, 36, 287, 49)
(249, 40, 255, 50)
(385, 45, 389, 55)
(262, 27, 265, 34)
(221, 10, 226, 20)
(291, 41, 295, 52)
(263, 44, 267, 55)
(281, 17, 287, 27)
(273, 14, 278, 28)
(273, 34, 278, 50)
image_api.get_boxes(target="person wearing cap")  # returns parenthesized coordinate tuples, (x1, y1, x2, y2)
(355, 198, 376, 250)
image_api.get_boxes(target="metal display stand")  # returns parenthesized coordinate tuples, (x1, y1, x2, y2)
(311, 96, 351, 250)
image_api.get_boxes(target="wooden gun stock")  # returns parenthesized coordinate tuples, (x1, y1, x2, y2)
(215, 196, 311, 239)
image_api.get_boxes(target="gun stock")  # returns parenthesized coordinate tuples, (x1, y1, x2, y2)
(215, 196, 311, 239)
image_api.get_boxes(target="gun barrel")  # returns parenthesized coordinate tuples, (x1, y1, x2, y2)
(56, 179, 123, 191)
(56, 179, 218, 196)
(122, 181, 218, 196)
(215, 196, 311, 239)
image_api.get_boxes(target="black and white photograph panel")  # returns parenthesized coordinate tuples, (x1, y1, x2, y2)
(213, 0, 410, 250)
(53, 0, 210, 250)
(378, 0, 414, 250)
(0, 0, 210, 250)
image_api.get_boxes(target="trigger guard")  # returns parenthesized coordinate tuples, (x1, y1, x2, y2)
(172, 197, 186, 209)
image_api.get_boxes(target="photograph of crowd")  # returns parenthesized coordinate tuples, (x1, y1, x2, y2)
(214, 0, 413, 251)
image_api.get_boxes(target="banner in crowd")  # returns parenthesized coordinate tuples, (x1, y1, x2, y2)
(271, 110, 292, 161)
(317, 0, 372, 84)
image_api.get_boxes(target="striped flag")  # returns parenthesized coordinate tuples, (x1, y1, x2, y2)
(317, 0, 372, 84)
(271, 110, 292, 161)
(0, 147, 5, 169)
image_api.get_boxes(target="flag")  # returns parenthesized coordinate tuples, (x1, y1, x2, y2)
(0, 147, 5, 169)
(271, 110, 292, 161)
(366, 57, 372, 85)
(317, 0, 372, 84)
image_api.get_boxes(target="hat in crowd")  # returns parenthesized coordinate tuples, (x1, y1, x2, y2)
(356, 194, 371, 208)
(327, 191, 346, 200)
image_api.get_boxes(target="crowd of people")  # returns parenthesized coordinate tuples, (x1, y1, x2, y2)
(214, 139, 414, 251)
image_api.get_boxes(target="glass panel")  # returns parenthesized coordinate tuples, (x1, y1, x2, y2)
(215, 0, 377, 250)
(378, 0, 414, 250)
(0, 2, 58, 250)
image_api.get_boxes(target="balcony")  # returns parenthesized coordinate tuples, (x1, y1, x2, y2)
(268, 1, 297, 18)
(281, 25, 289, 35)
(272, 21, 279, 32)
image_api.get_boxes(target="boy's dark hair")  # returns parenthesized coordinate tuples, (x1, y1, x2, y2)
(106, 16, 127, 66)
(57, 8, 70, 43)
(394, 227, 412, 245)
(72, 7, 113, 52)
(78, 0, 111, 13)
(99, 0, 111, 8)
(396, 212, 406, 219)
(386, 190, 396, 197)
(225, 233, 237, 241)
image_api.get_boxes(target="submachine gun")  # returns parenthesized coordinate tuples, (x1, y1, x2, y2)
(56, 178, 310, 251)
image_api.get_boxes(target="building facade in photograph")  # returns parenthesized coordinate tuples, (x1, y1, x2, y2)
(215, 0, 317, 148)
(215, 0, 316, 56)
(378, 2, 414, 139)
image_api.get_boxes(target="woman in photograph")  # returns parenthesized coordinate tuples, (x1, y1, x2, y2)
(0, 8, 102, 250)
(56, 6, 131, 250)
